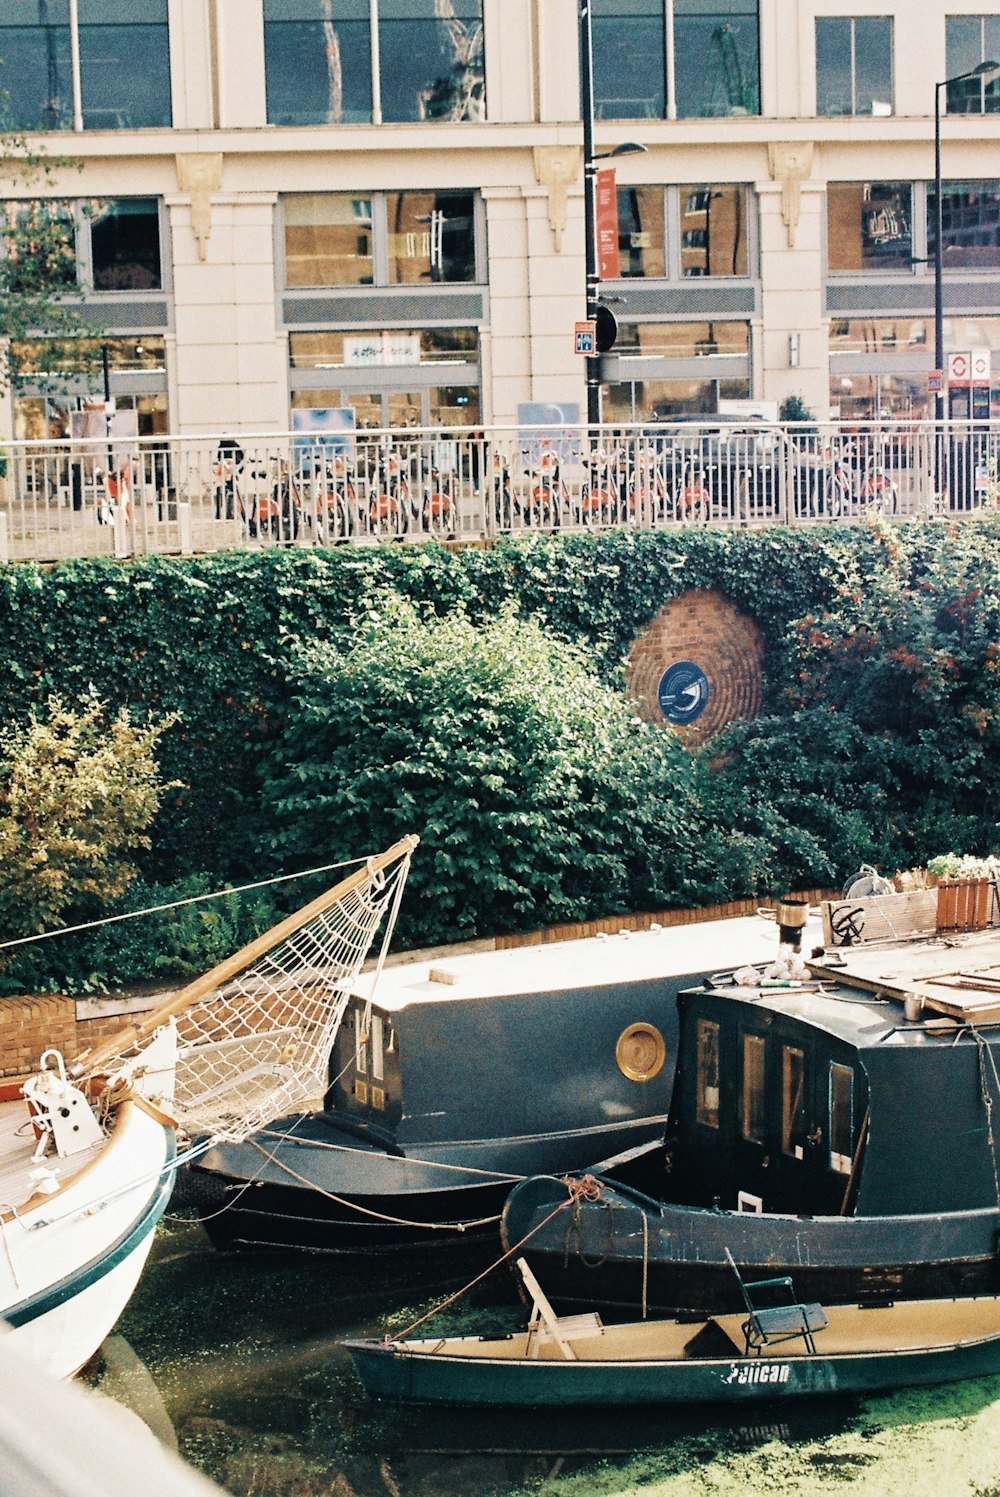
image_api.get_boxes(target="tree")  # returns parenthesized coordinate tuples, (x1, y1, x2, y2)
(0, 118, 98, 390)
(0, 692, 178, 941)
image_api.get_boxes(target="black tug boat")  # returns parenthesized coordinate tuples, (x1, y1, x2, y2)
(502, 889, 1000, 1314)
(185, 914, 792, 1254)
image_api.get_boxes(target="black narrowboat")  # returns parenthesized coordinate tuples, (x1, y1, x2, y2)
(502, 923, 1000, 1314)
(187, 915, 788, 1253)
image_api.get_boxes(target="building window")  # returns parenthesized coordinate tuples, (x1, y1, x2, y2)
(90, 199, 162, 290)
(929, 181, 1000, 268)
(827, 183, 912, 272)
(618, 187, 667, 278)
(385, 192, 476, 283)
(946, 16, 1000, 112)
(616, 321, 750, 357)
(741, 1034, 767, 1143)
(695, 1019, 720, 1128)
(0, 1, 171, 132)
(616, 185, 752, 279)
(593, 1, 759, 120)
(285, 196, 374, 287)
(816, 16, 893, 116)
(1, 197, 162, 293)
(264, 0, 485, 126)
(283, 191, 478, 287)
(681, 185, 748, 277)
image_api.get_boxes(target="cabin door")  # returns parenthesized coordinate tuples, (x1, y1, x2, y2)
(734, 1028, 829, 1215)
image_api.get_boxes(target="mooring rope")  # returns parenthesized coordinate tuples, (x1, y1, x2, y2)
(387, 1181, 592, 1343)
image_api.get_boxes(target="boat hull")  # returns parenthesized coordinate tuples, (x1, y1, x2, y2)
(346, 1312, 1000, 1408)
(191, 1122, 660, 1254)
(0, 1100, 175, 1379)
(501, 1175, 1000, 1316)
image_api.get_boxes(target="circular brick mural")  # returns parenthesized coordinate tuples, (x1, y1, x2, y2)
(626, 589, 764, 745)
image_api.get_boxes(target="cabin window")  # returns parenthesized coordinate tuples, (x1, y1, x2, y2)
(354, 1008, 368, 1073)
(781, 1046, 806, 1160)
(741, 1034, 767, 1143)
(371, 1013, 384, 1081)
(829, 1063, 854, 1173)
(696, 1019, 720, 1127)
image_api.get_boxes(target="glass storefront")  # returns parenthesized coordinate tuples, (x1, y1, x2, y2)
(12, 337, 169, 440)
(929, 181, 1000, 268)
(289, 329, 480, 428)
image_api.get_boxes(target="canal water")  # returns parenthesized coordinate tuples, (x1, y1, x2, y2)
(88, 1213, 1000, 1497)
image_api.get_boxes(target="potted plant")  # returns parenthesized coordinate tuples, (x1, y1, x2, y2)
(926, 854, 999, 932)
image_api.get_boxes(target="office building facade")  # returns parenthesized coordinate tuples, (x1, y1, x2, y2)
(3, 0, 1000, 441)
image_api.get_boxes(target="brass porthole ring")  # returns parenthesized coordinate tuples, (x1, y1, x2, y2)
(615, 1022, 667, 1083)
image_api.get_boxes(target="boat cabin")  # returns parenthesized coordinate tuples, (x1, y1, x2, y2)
(664, 930, 1000, 1221)
(322, 917, 787, 1154)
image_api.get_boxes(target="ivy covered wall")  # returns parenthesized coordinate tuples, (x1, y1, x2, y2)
(0, 519, 997, 970)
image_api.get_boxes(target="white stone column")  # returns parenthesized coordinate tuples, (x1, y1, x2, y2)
(166, 166, 284, 433)
(757, 144, 828, 418)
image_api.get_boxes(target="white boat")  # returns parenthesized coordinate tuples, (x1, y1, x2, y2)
(0, 836, 418, 1379)
(0, 1030, 177, 1381)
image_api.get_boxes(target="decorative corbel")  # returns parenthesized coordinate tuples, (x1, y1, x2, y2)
(767, 142, 814, 248)
(175, 153, 224, 261)
(532, 145, 582, 252)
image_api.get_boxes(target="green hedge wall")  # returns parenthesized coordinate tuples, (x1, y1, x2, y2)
(0, 518, 997, 963)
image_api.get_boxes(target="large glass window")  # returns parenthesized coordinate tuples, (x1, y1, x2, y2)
(593, 0, 665, 119)
(816, 17, 893, 116)
(263, 0, 373, 125)
(0, 1, 171, 131)
(2, 197, 162, 293)
(264, 0, 484, 125)
(386, 191, 475, 283)
(90, 199, 161, 290)
(946, 16, 1000, 113)
(283, 192, 478, 287)
(617, 187, 666, 278)
(285, 196, 374, 287)
(379, 0, 484, 122)
(681, 185, 748, 277)
(289, 328, 478, 368)
(0, 199, 77, 292)
(675, 1, 759, 117)
(827, 183, 912, 272)
(615, 185, 752, 279)
(929, 181, 1000, 268)
(616, 321, 750, 357)
(593, 1, 758, 120)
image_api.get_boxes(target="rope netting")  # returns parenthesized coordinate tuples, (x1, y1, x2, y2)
(72, 836, 417, 1144)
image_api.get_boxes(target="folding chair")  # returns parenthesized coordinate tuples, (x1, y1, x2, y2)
(724, 1247, 829, 1355)
(516, 1258, 603, 1361)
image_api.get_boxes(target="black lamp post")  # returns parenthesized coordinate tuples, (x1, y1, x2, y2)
(579, 1, 645, 428)
(933, 61, 1000, 423)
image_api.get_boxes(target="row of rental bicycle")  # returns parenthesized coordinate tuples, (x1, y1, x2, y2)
(208, 430, 919, 545)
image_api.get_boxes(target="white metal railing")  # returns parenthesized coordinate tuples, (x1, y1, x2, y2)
(1, 418, 997, 564)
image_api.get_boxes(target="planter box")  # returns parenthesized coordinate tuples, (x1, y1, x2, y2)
(936, 876, 992, 933)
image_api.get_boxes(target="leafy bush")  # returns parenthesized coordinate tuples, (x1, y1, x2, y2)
(0, 692, 176, 943)
(0, 875, 282, 996)
(257, 599, 700, 947)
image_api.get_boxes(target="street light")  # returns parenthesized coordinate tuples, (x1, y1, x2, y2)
(580, 1, 646, 427)
(933, 60, 1000, 424)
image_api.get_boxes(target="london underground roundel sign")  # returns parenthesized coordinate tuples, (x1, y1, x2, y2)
(657, 660, 710, 724)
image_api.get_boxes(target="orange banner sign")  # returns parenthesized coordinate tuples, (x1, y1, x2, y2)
(595, 167, 620, 280)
